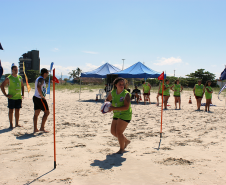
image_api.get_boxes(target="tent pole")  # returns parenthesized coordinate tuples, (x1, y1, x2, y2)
(79, 78, 81, 101)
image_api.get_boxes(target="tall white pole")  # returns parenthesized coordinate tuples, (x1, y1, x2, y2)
(122, 59, 125, 70)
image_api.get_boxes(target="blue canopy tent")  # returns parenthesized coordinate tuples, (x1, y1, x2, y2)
(81, 62, 121, 78)
(79, 63, 121, 100)
(114, 61, 166, 79)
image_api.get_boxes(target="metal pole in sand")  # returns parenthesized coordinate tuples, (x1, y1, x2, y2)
(158, 72, 164, 150)
(53, 69, 56, 169)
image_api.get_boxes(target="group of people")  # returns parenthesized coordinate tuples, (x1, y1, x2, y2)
(1, 66, 50, 132)
(1, 66, 213, 154)
(132, 79, 213, 112)
(105, 77, 213, 154)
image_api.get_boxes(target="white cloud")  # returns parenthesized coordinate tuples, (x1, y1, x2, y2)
(154, 57, 182, 66)
(41, 64, 79, 77)
(52, 48, 59, 52)
(84, 63, 99, 71)
(1, 61, 12, 74)
(82, 51, 98, 54)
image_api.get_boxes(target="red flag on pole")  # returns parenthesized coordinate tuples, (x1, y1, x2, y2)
(158, 72, 164, 80)
(53, 76, 59, 83)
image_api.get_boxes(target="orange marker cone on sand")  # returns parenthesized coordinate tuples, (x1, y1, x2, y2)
(189, 96, 192, 104)
(140, 96, 142, 101)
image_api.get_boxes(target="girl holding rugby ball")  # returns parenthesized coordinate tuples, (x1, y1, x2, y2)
(105, 77, 132, 154)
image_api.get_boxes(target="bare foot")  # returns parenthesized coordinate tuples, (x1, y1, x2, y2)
(15, 124, 23, 127)
(156, 103, 159, 106)
(116, 149, 125, 154)
(40, 129, 49, 133)
(34, 129, 40, 133)
(9, 126, 13, 129)
(124, 140, 131, 149)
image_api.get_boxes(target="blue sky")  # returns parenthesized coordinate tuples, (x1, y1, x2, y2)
(1, 0, 226, 78)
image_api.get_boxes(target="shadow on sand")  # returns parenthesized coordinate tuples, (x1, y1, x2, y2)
(23, 168, 55, 185)
(16, 132, 43, 140)
(90, 153, 127, 170)
(0, 128, 13, 134)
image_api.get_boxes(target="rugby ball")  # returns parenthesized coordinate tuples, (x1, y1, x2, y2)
(101, 101, 111, 114)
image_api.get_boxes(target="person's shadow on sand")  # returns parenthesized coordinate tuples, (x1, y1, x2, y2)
(90, 153, 127, 169)
(0, 128, 13, 134)
(16, 132, 43, 140)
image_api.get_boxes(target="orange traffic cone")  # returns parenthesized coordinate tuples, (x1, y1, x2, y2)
(139, 96, 142, 101)
(189, 96, 192, 104)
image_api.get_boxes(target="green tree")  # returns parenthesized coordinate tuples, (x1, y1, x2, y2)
(26, 70, 40, 83)
(4, 74, 11, 78)
(68, 70, 76, 80)
(186, 69, 216, 87)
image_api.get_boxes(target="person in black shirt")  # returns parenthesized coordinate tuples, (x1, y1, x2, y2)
(132, 85, 141, 104)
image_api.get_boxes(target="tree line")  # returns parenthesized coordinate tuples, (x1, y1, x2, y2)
(3, 68, 218, 87)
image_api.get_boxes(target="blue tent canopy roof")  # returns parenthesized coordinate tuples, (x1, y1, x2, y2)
(114, 61, 166, 78)
(81, 63, 121, 78)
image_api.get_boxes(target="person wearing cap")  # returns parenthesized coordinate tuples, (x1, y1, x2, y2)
(1, 65, 24, 129)
(33, 68, 50, 133)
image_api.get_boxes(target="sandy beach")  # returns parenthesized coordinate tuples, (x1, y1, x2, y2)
(0, 89, 226, 185)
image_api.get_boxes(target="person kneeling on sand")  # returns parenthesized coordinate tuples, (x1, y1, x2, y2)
(33, 68, 50, 133)
(106, 77, 132, 154)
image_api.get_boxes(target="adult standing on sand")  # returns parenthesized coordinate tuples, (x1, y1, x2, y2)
(205, 80, 213, 112)
(163, 79, 170, 109)
(1, 65, 24, 128)
(33, 68, 50, 133)
(193, 80, 204, 111)
(142, 81, 151, 105)
(170, 79, 183, 109)
(156, 80, 163, 106)
(106, 77, 132, 154)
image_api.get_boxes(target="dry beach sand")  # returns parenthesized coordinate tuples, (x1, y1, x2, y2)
(0, 89, 226, 185)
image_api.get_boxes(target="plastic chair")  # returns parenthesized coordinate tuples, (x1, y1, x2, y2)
(96, 89, 105, 100)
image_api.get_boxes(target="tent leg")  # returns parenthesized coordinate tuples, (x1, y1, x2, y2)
(79, 78, 81, 101)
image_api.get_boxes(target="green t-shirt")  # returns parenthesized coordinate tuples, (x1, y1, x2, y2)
(195, 84, 204, 97)
(205, 86, 212, 99)
(111, 89, 132, 120)
(8, 75, 22, 100)
(163, 84, 170, 96)
(142, 82, 150, 93)
(174, 84, 181, 96)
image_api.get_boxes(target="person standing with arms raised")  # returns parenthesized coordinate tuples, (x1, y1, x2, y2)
(33, 68, 50, 133)
(193, 80, 204, 111)
(1, 65, 24, 129)
(106, 77, 132, 154)
(142, 81, 151, 105)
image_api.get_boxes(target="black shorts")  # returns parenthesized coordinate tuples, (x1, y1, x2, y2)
(113, 118, 131, 123)
(143, 93, 150, 95)
(174, 95, 180, 97)
(8, 99, 22, 109)
(33, 96, 49, 111)
(195, 96, 202, 99)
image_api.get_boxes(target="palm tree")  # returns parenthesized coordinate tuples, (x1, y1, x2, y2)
(68, 68, 82, 80)
(75, 68, 82, 77)
(68, 70, 77, 79)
